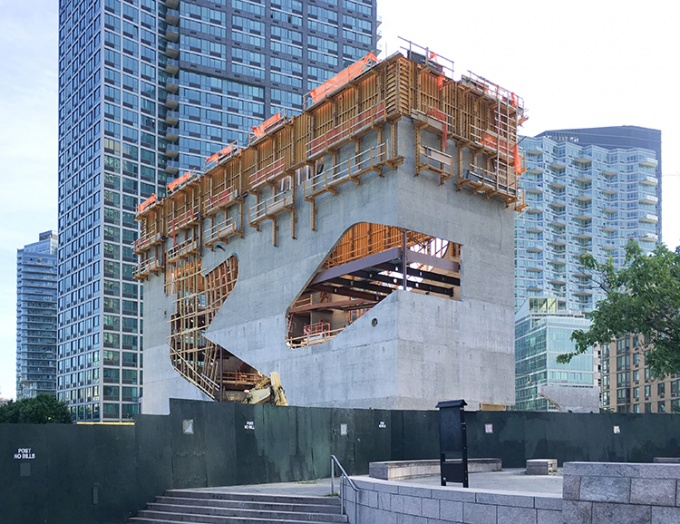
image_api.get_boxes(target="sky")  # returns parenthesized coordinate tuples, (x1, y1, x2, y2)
(0, 0, 678, 399)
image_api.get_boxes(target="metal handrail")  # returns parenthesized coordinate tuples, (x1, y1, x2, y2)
(330, 455, 358, 522)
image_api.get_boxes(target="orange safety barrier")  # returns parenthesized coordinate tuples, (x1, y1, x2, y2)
(138, 193, 157, 214)
(167, 171, 192, 193)
(206, 145, 234, 164)
(514, 144, 525, 175)
(303, 321, 331, 337)
(252, 113, 283, 139)
(309, 52, 380, 103)
(204, 188, 234, 214)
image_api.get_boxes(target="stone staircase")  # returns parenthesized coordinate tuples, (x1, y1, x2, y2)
(127, 489, 348, 524)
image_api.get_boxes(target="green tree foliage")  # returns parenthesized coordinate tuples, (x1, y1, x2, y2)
(557, 241, 680, 377)
(0, 394, 72, 424)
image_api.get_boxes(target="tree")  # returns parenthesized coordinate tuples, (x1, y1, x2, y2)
(557, 240, 680, 377)
(0, 394, 72, 424)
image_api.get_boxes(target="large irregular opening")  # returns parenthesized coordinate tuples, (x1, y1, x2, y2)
(286, 223, 461, 348)
(165, 256, 262, 401)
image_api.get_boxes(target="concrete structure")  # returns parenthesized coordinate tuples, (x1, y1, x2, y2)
(514, 298, 596, 411)
(368, 459, 502, 481)
(538, 384, 600, 413)
(526, 458, 557, 475)
(57, 0, 378, 421)
(515, 127, 661, 313)
(138, 49, 526, 413)
(16, 231, 58, 399)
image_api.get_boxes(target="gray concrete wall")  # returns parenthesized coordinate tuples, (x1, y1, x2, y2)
(142, 117, 515, 412)
(563, 462, 680, 523)
(343, 477, 562, 524)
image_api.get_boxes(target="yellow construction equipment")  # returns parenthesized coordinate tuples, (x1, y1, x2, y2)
(242, 372, 288, 406)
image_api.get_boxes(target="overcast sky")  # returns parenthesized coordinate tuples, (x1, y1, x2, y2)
(1, 0, 678, 399)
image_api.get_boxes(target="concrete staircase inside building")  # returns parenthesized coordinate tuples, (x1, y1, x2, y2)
(127, 489, 348, 524)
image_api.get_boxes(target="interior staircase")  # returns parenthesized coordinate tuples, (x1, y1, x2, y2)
(127, 489, 348, 524)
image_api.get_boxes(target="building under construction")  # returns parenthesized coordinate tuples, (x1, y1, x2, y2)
(136, 44, 526, 413)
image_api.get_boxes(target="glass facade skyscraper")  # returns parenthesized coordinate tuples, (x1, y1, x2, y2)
(513, 126, 661, 410)
(514, 298, 594, 411)
(16, 231, 59, 400)
(515, 126, 661, 312)
(57, 0, 378, 421)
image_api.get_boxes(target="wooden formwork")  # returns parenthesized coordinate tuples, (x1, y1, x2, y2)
(136, 52, 526, 256)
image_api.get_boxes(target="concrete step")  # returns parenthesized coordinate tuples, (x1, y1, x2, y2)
(155, 496, 341, 514)
(165, 490, 341, 507)
(129, 517, 343, 524)
(128, 489, 347, 524)
(145, 503, 347, 522)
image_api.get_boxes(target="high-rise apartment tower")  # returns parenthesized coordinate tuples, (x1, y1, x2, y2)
(57, 0, 378, 421)
(16, 231, 59, 400)
(515, 126, 661, 312)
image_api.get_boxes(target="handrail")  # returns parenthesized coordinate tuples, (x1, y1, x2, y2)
(330, 455, 358, 522)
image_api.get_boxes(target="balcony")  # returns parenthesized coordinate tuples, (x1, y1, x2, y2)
(639, 193, 658, 205)
(525, 221, 543, 234)
(573, 286, 593, 296)
(165, 142, 180, 159)
(165, 75, 179, 93)
(164, 8, 180, 25)
(639, 157, 658, 167)
(574, 227, 593, 239)
(546, 234, 566, 246)
(640, 175, 658, 186)
(522, 181, 543, 194)
(165, 109, 179, 125)
(165, 93, 180, 109)
(165, 41, 180, 58)
(164, 58, 179, 75)
(639, 212, 658, 223)
(639, 232, 659, 242)
(574, 171, 593, 183)
(165, 126, 179, 141)
(165, 159, 180, 174)
(164, 23, 179, 42)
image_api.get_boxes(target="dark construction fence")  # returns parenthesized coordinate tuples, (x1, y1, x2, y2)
(2, 399, 680, 523)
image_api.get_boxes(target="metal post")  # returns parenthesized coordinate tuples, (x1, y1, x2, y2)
(340, 475, 345, 514)
(331, 457, 335, 495)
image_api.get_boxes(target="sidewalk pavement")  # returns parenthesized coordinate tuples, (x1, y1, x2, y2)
(188, 468, 563, 497)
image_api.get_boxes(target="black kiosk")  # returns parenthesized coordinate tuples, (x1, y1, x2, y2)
(436, 399, 468, 487)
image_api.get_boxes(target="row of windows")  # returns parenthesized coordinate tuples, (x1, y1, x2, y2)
(183, 3, 226, 24)
(182, 34, 227, 58)
(180, 17, 227, 39)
